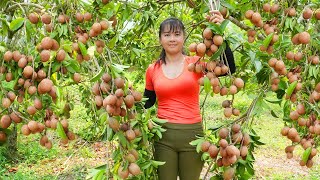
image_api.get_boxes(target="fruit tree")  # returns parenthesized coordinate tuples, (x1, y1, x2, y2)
(0, 0, 320, 179)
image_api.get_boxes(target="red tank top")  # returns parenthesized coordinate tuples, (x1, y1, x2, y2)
(145, 56, 203, 124)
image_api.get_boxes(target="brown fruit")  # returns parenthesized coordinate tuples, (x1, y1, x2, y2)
(296, 104, 305, 115)
(5, 73, 13, 82)
(67, 131, 76, 140)
(219, 139, 228, 148)
(84, 12, 92, 21)
(100, 82, 110, 93)
(78, 36, 87, 44)
(21, 125, 31, 135)
(229, 85, 237, 95)
(40, 135, 49, 146)
(126, 129, 136, 141)
(2, 98, 11, 108)
(196, 43, 206, 55)
(270, 4, 279, 14)
(292, 34, 300, 44)
(188, 43, 197, 52)
(201, 141, 211, 152)
(124, 95, 135, 108)
(231, 124, 241, 133)
(242, 133, 250, 146)
(288, 8, 296, 17)
(286, 51, 294, 60)
(118, 166, 129, 179)
(251, 12, 261, 23)
(315, 10, 320, 20)
(263, 3, 271, 12)
(247, 29, 256, 37)
(1, 115, 11, 129)
(203, 28, 213, 39)
(7, 91, 16, 102)
(4, 51, 12, 62)
(220, 86, 228, 96)
(73, 73, 81, 83)
(10, 112, 22, 123)
(40, 50, 51, 62)
(221, 100, 231, 108)
(208, 144, 219, 158)
(41, 14, 51, 24)
(56, 49, 66, 62)
(115, 89, 124, 98)
(281, 126, 290, 136)
(28, 13, 39, 24)
(132, 91, 142, 101)
(0, 131, 6, 142)
(128, 163, 141, 176)
(213, 35, 223, 46)
(219, 128, 229, 139)
(303, 8, 313, 19)
(240, 146, 248, 157)
(289, 111, 299, 120)
(100, 20, 110, 30)
(245, 10, 254, 19)
(41, 37, 53, 50)
(28, 120, 38, 132)
(115, 77, 125, 89)
(45, 141, 52, 149)
(60, 119, 69, 129)
(38, 78, 53, 94)
(298, 31, 310, 44)
(12, 51, 21, 62)
(18, 57, 28, 68)
(92, 23, 102, 33)
(268, 58, 277, 67)
(75, 13, 84, 23)
(108, 117, 119, 131)
(45, 24, 53, 32)
(58, 14, 66, 24)
(210, 44, 218, 53)
(223, 167, 235, 180)
(233, 78, 244, 88)
(27, 106, 37, 115)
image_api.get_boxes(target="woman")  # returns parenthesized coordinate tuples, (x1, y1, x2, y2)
(144, 11, 235, 180)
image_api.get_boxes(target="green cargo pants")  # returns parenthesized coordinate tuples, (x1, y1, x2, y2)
(154, 122, 204, 180)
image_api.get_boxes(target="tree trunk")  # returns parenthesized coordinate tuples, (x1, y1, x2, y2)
(6, 124, 18, 160)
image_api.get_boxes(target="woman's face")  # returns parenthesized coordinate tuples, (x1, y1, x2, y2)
(159, 25, 184, 56)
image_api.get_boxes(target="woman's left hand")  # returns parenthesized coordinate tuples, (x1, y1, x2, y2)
(209, 10, 225, 24)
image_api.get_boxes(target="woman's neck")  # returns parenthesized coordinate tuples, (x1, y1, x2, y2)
(165, 53, 184, 64)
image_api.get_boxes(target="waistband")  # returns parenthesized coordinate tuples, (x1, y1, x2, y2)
(162, 122, 203, 130)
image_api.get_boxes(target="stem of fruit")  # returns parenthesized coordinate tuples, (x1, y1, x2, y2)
(48, 60, 52, 79)
(201, 93, 209, 130)
(203, 161, 214, 179)
(185, 19, 206, 42)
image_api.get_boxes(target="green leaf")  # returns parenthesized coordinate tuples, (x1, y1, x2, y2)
(90, 68, 104, 82)
(220, 20, 230, 32)
(189, 138, 204, 146)
(1, 80, 16, 91)
(204, 77, 211, 94)
(205, 22, 223, 35)
(286, 81, 297, 97)
(151, 160, 165, 167)
(56, 122, 67, 139)
(302, 147, 312, 163)
(263, 33, 274, 48)
(152, 118, 167, 124)
(9, 17, 25, 31)
(270, 110, 279, 118)
(211, 42, 226, 60)
(78, 42, 87, 56)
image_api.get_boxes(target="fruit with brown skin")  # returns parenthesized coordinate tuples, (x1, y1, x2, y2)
(75, 13, 84, 22)
(41, 14, 51, 24)
(201, 141, 211, 152)
(84, 12, 92, 21)
(2, 98, 11, 108)
(245, 10, 254, 19)
(58, 14, 66, 24)
(196, 43, 206, 55)
(92, 22, 102, 33)
(1, 115, 11, 129)
(12, 51, 21, 62)
(40, 135, 49, 146)
(38, 78, 53, 94)
(100, 20, 110, 30)
(108, 117, 119, 131)
(203, 28, 213, 39)
(4, 51, 12, 62)
(303, 8, 313, 19)
(45, 141, 52, 149)
(270, 4, 279, 14)
(124, 95, 135, 109)
(213, 35, 223, 46)
(40, 50, 51, 62)
(10, 112, 22, 123)
(126, 129, 136, 141)
(128, 163, 141, 176)
(73, 73, 81, 83)
(298, 31, 310, 44)
(0, 131, 6, 142)
(28, 13, 39, 24)
(41, 37, 53, 50)
(118, 166, 129, 179)
(56, 49, 66, 62)
(67, 131, 76, 140)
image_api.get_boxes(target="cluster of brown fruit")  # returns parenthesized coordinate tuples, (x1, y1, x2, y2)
(222, 100, 240, 118)
(201, 124, 250, 180)
(117, 149, 142, 179)
(92, 73, 142, 117)
(281, 113, 319, 168)
(188, 27, 224, 57)
(292, 31, 310, 45)
(307, 55, 320, 65)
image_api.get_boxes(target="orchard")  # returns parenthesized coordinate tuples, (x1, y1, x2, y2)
(0, 0, 319, 179)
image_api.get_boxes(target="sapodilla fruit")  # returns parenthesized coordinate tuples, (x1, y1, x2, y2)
(4, 51, 12, 62)
(201, 141, 211, 152)
(73, 73, 81, 83)
(84, 12, 92, 21)
(40, 50, 51, 62)
(196, 43, 206, 55)
(92, 23, 102, 33)
(298, 31, 310, 44)
(303, 8, 313, 19)
(28, 13, 39, 24)
(213, 35, 223, 46)
(41, 14, 51, 24)
(114, 77, 125, 88)
(41, 37, 53, 50)
(21, 124, 31, 135)
(128, 163, 141, 176)
(58, 14, 66, 24)
(100, 20, 110, 30)
(108, 117, 119, 131)
(38, 78, 53, 94)
(0, 131, 6, 142)
(124, 95, 135, 108)
(1, 115, 11, 129)
(10, 112, 22, 123)
(203, 28, 213, 39)
(56, 49, 66, 62)
(118, 166, 129, 179)
(75, 13, 84, 22)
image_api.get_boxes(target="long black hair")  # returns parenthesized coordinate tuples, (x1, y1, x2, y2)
(157, 17, 185, 65)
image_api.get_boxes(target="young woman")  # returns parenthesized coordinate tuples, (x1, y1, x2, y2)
(144, 11, 235, 180)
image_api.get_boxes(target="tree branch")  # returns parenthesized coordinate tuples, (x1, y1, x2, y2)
(156, 0, 183, 5)
(5, 3, 44, 13)
(227, 15, 264, 40)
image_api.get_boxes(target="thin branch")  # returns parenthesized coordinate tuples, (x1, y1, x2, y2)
(227, 16, 264, 40)
(156, 0, 183, 5)
(5, 3, 44, 13)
